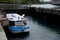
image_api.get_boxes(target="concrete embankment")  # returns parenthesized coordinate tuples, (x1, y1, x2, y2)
(0, 21, 7, 40)
(0, 13, 8, 40)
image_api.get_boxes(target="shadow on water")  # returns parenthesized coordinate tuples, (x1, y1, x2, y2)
(8, 32, 30, 39)
(32, 16, 60, 34)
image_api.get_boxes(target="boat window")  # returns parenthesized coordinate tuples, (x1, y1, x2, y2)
(9, 21, 15, 26)
(15, 21, 24, 26)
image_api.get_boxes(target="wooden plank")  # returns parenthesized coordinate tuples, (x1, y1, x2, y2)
(0, 18, 8, 21)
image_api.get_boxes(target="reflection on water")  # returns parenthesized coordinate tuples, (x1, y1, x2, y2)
(8, 32, 30, 40)
(4, 16, 60, 40)
(32, 16, 60, 34)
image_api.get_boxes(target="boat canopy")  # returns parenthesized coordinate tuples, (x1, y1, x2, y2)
(6, 13, 26, 21)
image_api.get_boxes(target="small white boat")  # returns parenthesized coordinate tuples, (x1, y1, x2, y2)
(6, 13, 29, 33)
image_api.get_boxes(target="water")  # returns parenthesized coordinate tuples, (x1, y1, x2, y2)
(5, 16, 60, 40)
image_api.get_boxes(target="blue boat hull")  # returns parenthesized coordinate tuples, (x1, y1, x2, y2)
(8, 25, 29, 33)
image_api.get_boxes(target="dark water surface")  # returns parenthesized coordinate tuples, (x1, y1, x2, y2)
(5, 16, 60, 40)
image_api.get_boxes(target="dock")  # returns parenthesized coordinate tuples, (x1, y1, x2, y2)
(0, 14, 8, 40)
(1, 4, 60, 15)
(0, 23, 7, 40)
(27, 4, 60, 15)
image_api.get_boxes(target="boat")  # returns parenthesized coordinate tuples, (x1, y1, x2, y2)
(6, 13, 29, 33)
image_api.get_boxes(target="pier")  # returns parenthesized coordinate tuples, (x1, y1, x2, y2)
(27, 4, 60, 15)
(0, 17, 8, 40)
(1, 4, 60, 15)
(0, 23, 7, 40)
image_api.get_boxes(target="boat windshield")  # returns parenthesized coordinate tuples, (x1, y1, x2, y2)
(15, 20, 27, 26)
